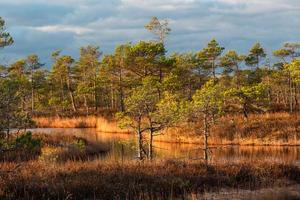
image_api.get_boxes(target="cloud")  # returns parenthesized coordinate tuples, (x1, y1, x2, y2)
(0, 0, 299, 66)
(32, 25, 93, 35)
(120, 0, 196, 10)
(212, 0, 300, 14)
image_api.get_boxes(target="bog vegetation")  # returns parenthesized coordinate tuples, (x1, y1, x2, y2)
(1, 16, 300, 160)
(1, 15, 300, 199)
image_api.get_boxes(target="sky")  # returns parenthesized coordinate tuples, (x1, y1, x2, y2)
(0, 0, 300, 66)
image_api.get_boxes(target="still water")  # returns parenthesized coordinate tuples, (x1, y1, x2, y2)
(30, 128, 300, 165)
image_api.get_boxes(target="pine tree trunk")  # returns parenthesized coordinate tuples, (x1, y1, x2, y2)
(137, 130, 143, 160)
(243, 102, 248, 119)
(67, 77, 77, 112)
(235, 65, 240, 89)
(31, 89, 34, 112)
(94, 78, 97, 111)
(203, 112, 209, 164)
(111, 86, 114, 110)
(119, 69, 125, 112)
(289, 72, 293, 113)
(60, 76, 65, 111)
(293, 83, 298, 111)
(69, 91, 77, 112)
(148, 130, 154, 160)
(136, 116, 143, 160)
(31, 70, 34, 112)
(212, 60, 216, 79)
(84, 95, 89, 115)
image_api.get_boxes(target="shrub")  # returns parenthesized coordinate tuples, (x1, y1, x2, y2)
(0, 132, 42, 162)
(15, 131, 41, 150)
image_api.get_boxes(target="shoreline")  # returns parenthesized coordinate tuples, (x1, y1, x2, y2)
(30, 127, 300, 147)
(33, 112, 300, 147)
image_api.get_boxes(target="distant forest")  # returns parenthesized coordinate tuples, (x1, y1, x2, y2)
(1, 16, 300, 118)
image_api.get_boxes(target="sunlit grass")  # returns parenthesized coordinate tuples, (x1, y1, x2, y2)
(34, 112, 300, 146)
(156, 112, 300, 146)
(34, 116, 98, 128)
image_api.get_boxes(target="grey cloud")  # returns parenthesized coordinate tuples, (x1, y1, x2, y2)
(0, 0, 299, 66)
(2, 26, 76, 65)
(0, 3, 73, 26)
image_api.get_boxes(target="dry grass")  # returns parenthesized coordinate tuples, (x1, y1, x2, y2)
(34, 112, 300, 146)
(0, 149, 41, 162)
(153, 112, 300, 146)
(211, 112, 300, 146)
(33, 116, 131, 133)
(202, 185, 300, 200)
(0, 160, 299, 199)
(1, 131, 300, 199)
(96, 117, 131, 133)
(34, 116, 97, 128)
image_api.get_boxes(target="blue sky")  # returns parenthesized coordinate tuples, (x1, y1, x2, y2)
(0, 0, 299, 66)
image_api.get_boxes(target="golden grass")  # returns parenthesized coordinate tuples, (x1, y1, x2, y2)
(96, 117, 131, 133)
(0, 160, 299, 199)
(33, 116, 131, 133)
(211, 112, 300, 146)
(34, 116, 97, 128)
(152, 112, 300, 146)
(34, 112, 300, 146)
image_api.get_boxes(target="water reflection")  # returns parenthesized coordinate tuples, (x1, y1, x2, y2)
(30, 128, 300, 165)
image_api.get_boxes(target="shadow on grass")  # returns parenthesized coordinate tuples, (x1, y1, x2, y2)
(1, 161, 300, 199)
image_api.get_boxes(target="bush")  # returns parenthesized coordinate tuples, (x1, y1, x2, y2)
(15, 131, 41, 150)
(0, 131, 42, 162)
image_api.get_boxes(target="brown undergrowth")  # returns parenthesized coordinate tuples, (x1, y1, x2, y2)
(0, 160, 299, 199)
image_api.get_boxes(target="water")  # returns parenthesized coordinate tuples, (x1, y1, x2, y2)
(30, 128, 300, 165)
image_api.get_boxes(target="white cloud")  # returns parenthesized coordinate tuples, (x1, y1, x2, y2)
(120, 0, 196, 10)
(32, 25, 93, 35)
(0, 0, 90, 5)
(213, 0, 300, 13)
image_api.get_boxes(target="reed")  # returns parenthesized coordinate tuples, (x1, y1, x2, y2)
(153, 112, 300, 146)
(0, 160, 299, 199)
(211, 112, 300, 146)
(33, 112, 300, 146)
(96, 117, 131, 133)
(33, 116, 97, 128)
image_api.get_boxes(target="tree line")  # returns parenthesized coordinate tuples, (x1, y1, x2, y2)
(1, 16, 300, 160)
